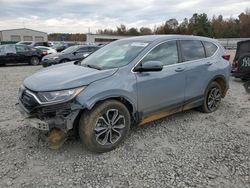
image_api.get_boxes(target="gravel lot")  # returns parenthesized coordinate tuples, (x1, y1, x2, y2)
(0, 54, 250, 187)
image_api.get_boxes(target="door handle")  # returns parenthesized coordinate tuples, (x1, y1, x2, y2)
(175, 67, 185, 72)
(206, 62, 213, 65)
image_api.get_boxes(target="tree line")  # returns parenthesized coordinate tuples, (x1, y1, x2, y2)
(48, 10, 250, 41)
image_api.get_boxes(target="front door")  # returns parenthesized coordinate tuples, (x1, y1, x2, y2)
(135, 41, 186, 121)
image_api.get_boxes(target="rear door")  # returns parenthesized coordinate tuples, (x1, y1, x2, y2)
(73, 47, 89, 60)
(15, 45, 32, 63)
(179, 40, 217, 105)
(135, 40, 186, 117)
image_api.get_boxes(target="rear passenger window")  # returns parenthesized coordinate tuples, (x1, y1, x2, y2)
(141, 41, 178, 66)
(203, 41, 218, 57)
(180, 40, 205, 61)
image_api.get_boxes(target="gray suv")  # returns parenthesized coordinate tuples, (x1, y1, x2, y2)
(17, 35, 231, 152)
(41, 45, 100, 67)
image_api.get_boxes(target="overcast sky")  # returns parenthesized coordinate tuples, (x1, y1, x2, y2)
(0, 0, 249, 33)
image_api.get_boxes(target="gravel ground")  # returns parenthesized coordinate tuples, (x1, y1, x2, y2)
(0, 56, 250, 187)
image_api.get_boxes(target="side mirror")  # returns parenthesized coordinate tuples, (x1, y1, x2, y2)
(134, 61, 163, 72)
(83, 53, 89, 58)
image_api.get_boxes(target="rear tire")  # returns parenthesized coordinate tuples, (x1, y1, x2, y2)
(78, 100, 131, 153)
(42, 61, 51, 67)
(241, 77, 249, 82)
(60, 59, 69, 64)
(200, 82, 222, 113)
(30, 56, 40, 65)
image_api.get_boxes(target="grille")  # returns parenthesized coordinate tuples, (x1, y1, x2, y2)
(20, 90, 39, 111)
(41, 103, 71, 114)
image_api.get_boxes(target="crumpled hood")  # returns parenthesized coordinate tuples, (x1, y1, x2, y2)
(24, 62, 117, 92)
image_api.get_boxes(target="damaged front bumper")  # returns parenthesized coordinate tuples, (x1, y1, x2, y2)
(16, 98, 81, 132)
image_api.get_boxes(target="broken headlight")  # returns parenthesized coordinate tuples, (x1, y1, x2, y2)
(37, 87, 84, 104)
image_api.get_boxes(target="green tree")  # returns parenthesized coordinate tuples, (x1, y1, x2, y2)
(127, 27, 140, 36)
(189, 13, 212, 37)
(139, 27, 152, 35)
(239, 9, 250, 37)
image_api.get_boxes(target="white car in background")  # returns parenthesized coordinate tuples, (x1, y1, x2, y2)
(35, 46, 57, 56)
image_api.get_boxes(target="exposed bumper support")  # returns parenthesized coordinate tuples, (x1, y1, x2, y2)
(16, 101, 81, 132)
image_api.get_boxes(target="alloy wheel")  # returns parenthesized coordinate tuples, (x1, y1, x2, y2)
(94, 109, 126, 146)
(207, 87, 221, 111)
(31, 57, 39, 65)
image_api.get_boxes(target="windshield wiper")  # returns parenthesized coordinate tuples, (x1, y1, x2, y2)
(83, 64, 102, 70)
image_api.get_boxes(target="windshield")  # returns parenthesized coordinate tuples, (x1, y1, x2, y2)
(19, 42, 32, 45)
(61, 45, 78, 53)
(81, 40, 149, 69)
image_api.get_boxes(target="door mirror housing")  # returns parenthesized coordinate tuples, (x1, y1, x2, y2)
(134, 61, 163, 72)
(83, 53, 89, 58)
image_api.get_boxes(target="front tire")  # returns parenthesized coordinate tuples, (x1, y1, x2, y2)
(60, 59, 69, 64)
(200, 82, 222, 113)
(30, 56, 40, 65)
(79, 100, 131, 153)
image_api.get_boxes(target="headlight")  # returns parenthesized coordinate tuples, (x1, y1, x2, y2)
(37, 87, 84, 104)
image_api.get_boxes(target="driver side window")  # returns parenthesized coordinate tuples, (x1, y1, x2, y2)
(141, 41, 178, 66)
(76, 47, 88, 53)
(15, 45, 29, 53)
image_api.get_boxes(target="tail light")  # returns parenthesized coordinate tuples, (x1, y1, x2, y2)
(232, 60, 239, 69)
(222, 54, 230, 61)
(42, 51, 48, 55)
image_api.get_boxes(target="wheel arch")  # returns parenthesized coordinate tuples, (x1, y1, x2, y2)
(80, 94, 137, 122)
(30, 55, 41, 64)
(60, 58, 70, 63)
(208, 75, 228, 98)
(90, 96, 135, 114)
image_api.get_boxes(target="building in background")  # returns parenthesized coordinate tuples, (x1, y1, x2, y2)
(86, 33, 128, 44)
(0, 28, 48, 44)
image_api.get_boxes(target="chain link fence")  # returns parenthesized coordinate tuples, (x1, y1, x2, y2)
(218, 38, 250, 49)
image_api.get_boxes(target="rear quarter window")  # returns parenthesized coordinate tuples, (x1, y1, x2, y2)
(203, 41, 218, 57)
(180, 40, 205, 61)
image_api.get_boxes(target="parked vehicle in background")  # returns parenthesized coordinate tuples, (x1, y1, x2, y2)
(17, 41, 50, 47)
(52, 43, 68, 52)
(243, 81, 250, 93)
(35, 46, 57, 56)
(231, 40, 250, 81)
(17, 35, 231, 152)
(42, 45, 100, 67)
(0, 44, 43, 65)
(16, 41, 33, 46)
(48, 42, 54, 47)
